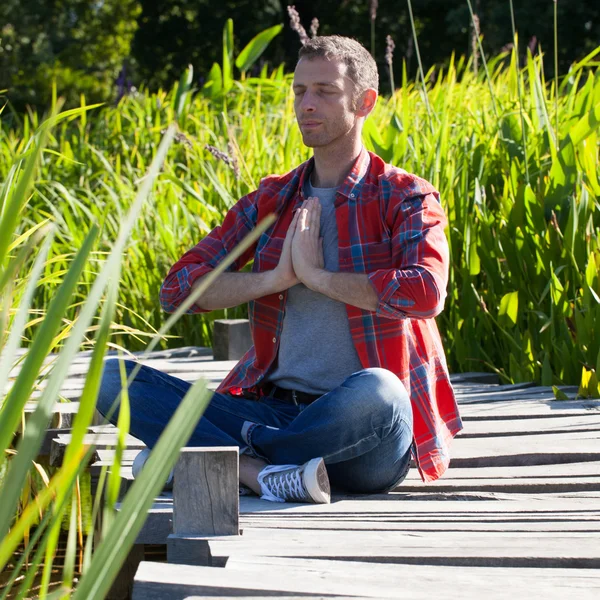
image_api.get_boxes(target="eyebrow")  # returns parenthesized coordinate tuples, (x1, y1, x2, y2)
(292, 82, 341, 90)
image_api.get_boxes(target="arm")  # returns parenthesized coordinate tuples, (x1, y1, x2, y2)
(291, 197, 378, 311)
(160, 192, 301, 313)
(293, 190, 449, 319)
(366, 187, 449, 319)
(303, 271, 378, 312)
(193, 209, 301, 310)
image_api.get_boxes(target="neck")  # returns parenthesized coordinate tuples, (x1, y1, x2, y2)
(310, 134, 363, 188)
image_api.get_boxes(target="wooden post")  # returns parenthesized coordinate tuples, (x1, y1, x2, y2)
(212, 319, 251, 360)
(167, 447, 239, 566)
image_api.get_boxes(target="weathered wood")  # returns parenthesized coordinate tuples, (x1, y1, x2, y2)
(212, 319, 252, 360)
(172, 447, 239, 536)
(458, 414, 600, 435)
(49, 432, 145, 466)
(128, 490, 600, 546)
(132, 560, 407, 599)
(238, 516, 600, 532)
(166, 535, 212, 567)
(207, 529, 600, 568)
(167, 447, 240, 566)
(450, 431, 600, 467)
(239, 495, 600, 515)
(118, 496, 174, 544)
(226, 558, 600, 598)
(459, 398, 600, 419)
(106, 543, 145, 600)
(132, 559, 600, 600)
(393, 460, 600, 493)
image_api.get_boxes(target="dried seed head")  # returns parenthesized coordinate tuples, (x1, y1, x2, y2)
(528, 35, 538, 55)
(310, 17, 319, 39)
(227, 141, 241, 179)
(370, 0, 378, 23)
(160, 128, 193, 148)
(287, 5, 309, 46)
(205, 144, 239, 177)
(385, 35, 395, 66)
(471, 14, 480, 75)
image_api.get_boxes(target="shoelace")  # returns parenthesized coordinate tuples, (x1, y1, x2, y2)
(258, 465, 307, 502)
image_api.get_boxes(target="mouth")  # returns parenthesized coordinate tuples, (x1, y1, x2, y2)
(301, 121, 322, 129)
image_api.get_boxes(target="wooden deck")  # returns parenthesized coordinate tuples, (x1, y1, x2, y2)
(21, 347, 600, 598)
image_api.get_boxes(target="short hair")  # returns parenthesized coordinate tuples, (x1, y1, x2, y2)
(298, 35, 379, 100)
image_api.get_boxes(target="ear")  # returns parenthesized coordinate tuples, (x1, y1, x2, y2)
(356, 88, 378, 117)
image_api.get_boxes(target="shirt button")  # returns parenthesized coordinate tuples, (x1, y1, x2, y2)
(350, 193, 355, 198)
(279, 294, 283, 300)
(272, 337, 277, 343)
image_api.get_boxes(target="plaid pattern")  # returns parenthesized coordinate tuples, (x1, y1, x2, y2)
(160, 148, 462, 482)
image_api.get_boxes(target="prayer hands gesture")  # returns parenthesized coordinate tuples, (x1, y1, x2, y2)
(274, 197, 324, 289)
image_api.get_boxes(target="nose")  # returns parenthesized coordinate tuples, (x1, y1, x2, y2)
(298, 90, 316, 113)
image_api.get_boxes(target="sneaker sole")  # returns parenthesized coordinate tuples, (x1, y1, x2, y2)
(303, 457, 331, 504)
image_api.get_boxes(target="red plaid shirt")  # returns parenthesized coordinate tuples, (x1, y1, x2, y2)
(161, 148, 462, 482)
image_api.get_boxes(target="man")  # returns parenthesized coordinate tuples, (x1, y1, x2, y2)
(98, 35, 462, 504)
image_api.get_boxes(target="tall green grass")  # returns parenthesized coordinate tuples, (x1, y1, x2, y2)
(0, 97, 273, 596)
(2, 44, 600, 393)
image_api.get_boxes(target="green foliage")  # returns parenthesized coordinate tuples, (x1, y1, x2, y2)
(0, 0, 141, 111)
(0, 99, 274, 596)
(203, 19, 283, 99)
(2, 45, 600, 392)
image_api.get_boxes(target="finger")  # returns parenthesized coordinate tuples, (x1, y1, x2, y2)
(285, 210, 300, 244)
(310, 199, 320, 234)
(298, 207, 309, 232)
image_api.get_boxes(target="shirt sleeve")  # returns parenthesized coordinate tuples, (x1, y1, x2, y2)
(367, 178, 450, 320)
(160, 190, 260, 314)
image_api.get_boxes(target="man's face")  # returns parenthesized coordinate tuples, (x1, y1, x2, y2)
(292, 57, 361, 149)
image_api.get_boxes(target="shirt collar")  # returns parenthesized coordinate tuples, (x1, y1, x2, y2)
(296, 146, 371, 203)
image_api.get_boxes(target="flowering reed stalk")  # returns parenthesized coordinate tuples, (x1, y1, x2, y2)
(385, 35, 396, 95)
(310, 18, 319, 39)
(370, 0, 378, 58)
(287, 5, 309, 46)
(471, 13, 480, 75)
(205, 144, 239, 178)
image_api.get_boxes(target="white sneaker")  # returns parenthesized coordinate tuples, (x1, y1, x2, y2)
(132, 447, 174, 491)
(257, 457, 330, 504)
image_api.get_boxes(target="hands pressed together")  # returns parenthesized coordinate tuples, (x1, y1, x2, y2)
(275, 196, 324, 290)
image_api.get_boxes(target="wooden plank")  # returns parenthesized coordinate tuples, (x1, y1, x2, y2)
(448, 372, 500, 384)
(226, 557, 600, 599)
(172, 447, 239, 537)
(239, 495, 600, 515)
(49, 432, 144, 466)
(207, 529, 600, 568)
(131, 560, 418, 599)
(458, 414, 600, 435)
(128, 492, 600, 545)
(459, 398, 600, 419)
(118, 497, 173, 545)
(238, 516, 600, 533)
(450, 430, 600, 467)
(167, 447, 240, 566)
(393, 460, 600, 493)
(106, 544, 145, 600)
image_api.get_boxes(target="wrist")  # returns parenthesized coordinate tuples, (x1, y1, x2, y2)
(302, 267, 328, 292)
(269, 267, 296, 292)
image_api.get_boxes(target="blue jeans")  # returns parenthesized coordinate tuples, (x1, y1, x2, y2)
(96, 360, 413, 494)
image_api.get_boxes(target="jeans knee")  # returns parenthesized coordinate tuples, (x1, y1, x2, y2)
(96, 358, 133, 419)
(350, 368, 412, 422)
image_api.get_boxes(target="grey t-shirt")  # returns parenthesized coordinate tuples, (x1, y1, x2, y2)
(265, 177, 363, 394)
